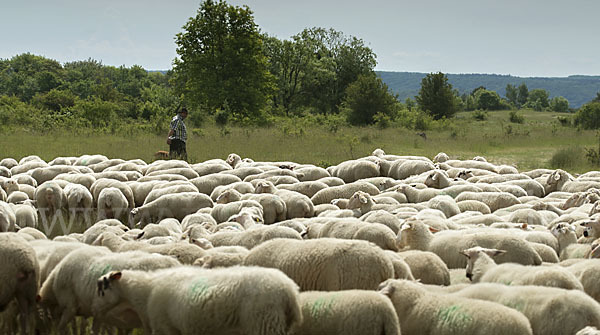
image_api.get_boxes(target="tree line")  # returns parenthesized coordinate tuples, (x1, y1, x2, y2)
(1, 0, 599, 131)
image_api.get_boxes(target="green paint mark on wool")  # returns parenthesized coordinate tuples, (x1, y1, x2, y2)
(437, 305, 473, 330)
(189, 277, 211, 302)
(89, 264, 112, 278)
(309, 294, 339, 320)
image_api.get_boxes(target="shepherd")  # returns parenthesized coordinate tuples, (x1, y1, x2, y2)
(166, 107, 188, 161)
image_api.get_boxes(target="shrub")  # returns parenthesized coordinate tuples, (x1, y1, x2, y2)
(550, 96, 570, 113)
(549, 146, 585, 169)
(557, 115, 571, 126)
(472, 110, 488, 121)
(509, 111, 524, 124)
(575, 102, 600, 129)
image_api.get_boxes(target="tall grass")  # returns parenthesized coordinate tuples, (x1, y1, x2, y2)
(0, 109, 597, 174)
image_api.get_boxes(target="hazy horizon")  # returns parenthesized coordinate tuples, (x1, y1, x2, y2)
(2, 0, 599, 77)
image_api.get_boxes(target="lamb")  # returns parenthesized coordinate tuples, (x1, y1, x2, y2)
(190, 161, 231, 176)
(454, 191, 521, 212)
(579, 218, 600, 243)
(243, 238, 394, 291)
(34, 180, 67, 219)
(310, 181, 380, 205)
(397, 217, 542, 268)
(10, 161, 48, 175)
(210, 181, 255, 201)
(396, 249, 451, 285)
(39, 248, 181, 331)
(461, 246, 583, 290)
(379, 279, 533, 335)
(289, 290, 401, 335)
(97, 187, 130, 220)
(193, 246, 249, 268)
(313, 218, 399, 251)
(396, 184, 481, 203)
(444, 159, 501, 173)
(241, 193, 287, 224)
(545, 169, 575, 193)
(277, 180, 329, 198)
(207, 225, 302, 249)
(131, 192, 213, 226)
(143, 183, 199, 205)
(0, 233, 40, 333)
(6, 191, 28, 204)
(427, 195, 461, 218)
(90, 178, 135, 211)
(63, 183, 93, 223)
(563, 259, 600, 303)
(433, 152, 450, 163)
(346, 190, 396, 215)
(146, 167, 199, 179)
(384, 250, 416, 280)
(359, 209, 403, 234)
(9, 202, 38, 229)
(0, 200, 17, 232)
(293, 166, 331, 181)
(93, 266, 302, 335)
(328, 159, 380, 183)
(255, 181, 314, 219)
(0, 158, 18, 169)
(126, 180, 168, 207)
(144, 159, 190, 175)
(450, 283, 600, 335)
(210, 199, 264, 224)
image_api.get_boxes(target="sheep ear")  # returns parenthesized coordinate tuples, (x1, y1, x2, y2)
(378, 282, 395, 296)
(459, 251, 470, 258)
(568, 225, 576, 232)
(431, 173, 438, 181)
(521, 223, 528, 230)
(489, 249, 506, 257)
(136, 232, 145, 240)
(554, 173, 561, 181)
(109, 271, 122, 281)
(428, 226, 439, 233)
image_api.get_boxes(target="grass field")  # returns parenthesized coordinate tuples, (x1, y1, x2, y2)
(1, 109, 597, 174)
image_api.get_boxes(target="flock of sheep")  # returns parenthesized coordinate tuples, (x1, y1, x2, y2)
(3, 148, 600, 334)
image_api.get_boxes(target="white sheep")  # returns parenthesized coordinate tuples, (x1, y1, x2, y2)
(0, 158, 18, 169)
(461, 246, 583, 290)
(451, 283, 600, 335)
(93, 266, 302, 335)
(240, 193, 287, 224)
(277, 180, 329, 198)
(289, 290, 401, 335)
(39, 248, 180, 330)
(0, 200, 17, 232)
(564, 259, 600, 303)
(10, 202, 38, 229)
(313, 218, 398, 251)
(210, 199, 264, 224)
(244, 238, 394, 291)
(454, 191, 521, 212)
(255, 181, 314, 219)
(328, 159, 380, 183)
(310, 181, 380, 205)
(207, 225, 301, 249)
(97, 187, 130, 221)
(63, 183, 93, 224)
(379, 279, 533, 335)
(34, 181, 67, 221)
(143, 183, 199, 205)
(131, 192, 213, 226)
(396, 249, 451, 285)
(190, 161, 232, 177)
(397, 217, 542, 268)
(0, 233, 40, 333)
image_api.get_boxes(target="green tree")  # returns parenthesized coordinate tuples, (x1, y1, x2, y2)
(575, 102, 600, 129)
(550, 96, 570, 113)
(0, 53, 64, 102)
(593, 92, 600, 103)
(475, 89, 502, 110)
(265, 27, 376, 115)
(341, 73, 398, 125)
(527, 88, 550, 111)
(517, 83, 529, 106)
(173, 0, 273, 121)
(416, 72, 457, 120)
(505, 84, 518, 106)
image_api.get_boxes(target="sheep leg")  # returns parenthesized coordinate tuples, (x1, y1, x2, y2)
(15, 295, 31, 335)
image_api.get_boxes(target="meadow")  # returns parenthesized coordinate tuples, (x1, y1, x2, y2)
(0, 109, 597, 174)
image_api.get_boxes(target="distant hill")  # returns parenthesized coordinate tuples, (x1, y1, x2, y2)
(377, 71, 600, 109)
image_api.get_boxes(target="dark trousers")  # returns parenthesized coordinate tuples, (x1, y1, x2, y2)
(169, 139, 187, 161)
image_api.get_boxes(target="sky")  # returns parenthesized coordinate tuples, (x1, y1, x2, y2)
(2, 0, 599, 77)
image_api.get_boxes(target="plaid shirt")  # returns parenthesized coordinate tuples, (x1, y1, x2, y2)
(169, 114, 187, 142)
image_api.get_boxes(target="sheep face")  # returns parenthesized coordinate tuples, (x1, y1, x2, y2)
(93, 271, 124, 315)
(226, 153, 241, 168)
(460, 247, 506, 282)
(347, 191, 369, 210)
(581, 220, 600, 238)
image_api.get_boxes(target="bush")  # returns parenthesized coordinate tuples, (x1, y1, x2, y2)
(472, 110, 488, 121)
(575, 102, 600, 129)
(550, 96, 570, 113)
(557, 115, 571, 126)
(509, 111, 524, 124)
(549, 146, 585, 169)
